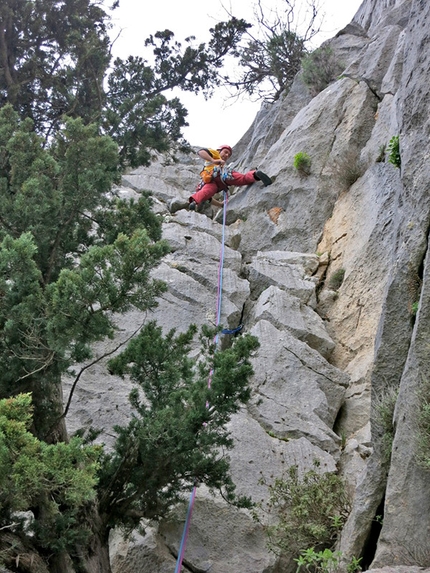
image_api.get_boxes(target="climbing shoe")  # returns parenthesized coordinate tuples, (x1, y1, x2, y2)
(168, 198, 189, 214)
(254, 170, 273, 187)
(189, 200, 197, 211)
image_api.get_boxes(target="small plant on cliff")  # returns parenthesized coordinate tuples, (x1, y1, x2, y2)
(296, 548, 343, 573)
(294, 151, 312, 176)
(258, 461, 351, 557)
(328, 268, 345, 291)
(387, 135, 401, 168)
(295, 547, 362, 573)
(373, 386, 398, 463)
(330, 151, 366, 189)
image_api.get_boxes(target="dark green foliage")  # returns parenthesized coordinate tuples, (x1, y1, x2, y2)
(0, 0, 250, 168)
(0, 393, 100, 553)
(94, 193, 162, 244)
(105, 18, 250, 166)
(0, 107, 120, 283)
(104, 54, 189, 167)
(0, 105, 168, 437)
(301, 44, 344, 97)
(0, 6, 262, 569)
(260, 463, 351, 557)
(102, 323, 259, 530)
(0, 102, 260, 570)
(0, 0, 111, 137)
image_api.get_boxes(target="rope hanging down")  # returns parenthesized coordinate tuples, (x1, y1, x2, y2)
(174, 188, 229, 573)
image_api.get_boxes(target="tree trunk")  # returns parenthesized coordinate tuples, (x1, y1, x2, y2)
(0, 511, 113, 573)
(77, 504, 112, 573)
(31, 368, 68, 443)
(48, 551, 76, 573)
(82, 534, 112, 573)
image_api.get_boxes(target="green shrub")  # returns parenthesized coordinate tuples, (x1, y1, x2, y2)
(373, 386, 398, 463)
(301, 44, 344, 97)
(294, 151, 312, 176)
(259, 462, 351, 556)
(387, 135, 401, 168)
(296, 548, 342, 573)
(328, 268, 345, 291)
(295, 548, 362, 573)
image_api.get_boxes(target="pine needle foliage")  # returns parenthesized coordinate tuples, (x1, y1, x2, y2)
(101, 323, 259, 531)
(0, 393, 100, 553)
(0, 99, 260, 570)
(0, 105, 169, 438)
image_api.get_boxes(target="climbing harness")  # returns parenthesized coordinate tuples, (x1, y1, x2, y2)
(174, 188, 229, 573)
(197, 162, 232, 191)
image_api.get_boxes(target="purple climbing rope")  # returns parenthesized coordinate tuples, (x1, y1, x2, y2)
(208, 190, 228, 389)
(173, 190, 228, 572)
(174, 485, 197, 573)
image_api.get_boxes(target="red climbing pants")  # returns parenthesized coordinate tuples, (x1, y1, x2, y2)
(190, 170, 257, 204)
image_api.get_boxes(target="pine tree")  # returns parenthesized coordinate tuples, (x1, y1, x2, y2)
(0, 104, 259, 572)
(0, 0, 250, 167)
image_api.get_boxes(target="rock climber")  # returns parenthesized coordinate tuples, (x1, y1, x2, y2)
(168, 145, 272, 213)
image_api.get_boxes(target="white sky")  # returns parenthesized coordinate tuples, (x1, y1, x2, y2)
(108, 0, 363, 147)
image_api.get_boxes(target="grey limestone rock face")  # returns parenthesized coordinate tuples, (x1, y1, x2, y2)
(251, 285, 335, 358)
(353, 0, 412, 34)
(248, 320, 348, 456)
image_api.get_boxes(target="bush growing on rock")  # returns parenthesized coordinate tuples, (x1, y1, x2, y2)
(257, 462, 351, 557)
(294, 151, 312, 176)
(295, 547, 362, 573)
(373, 386, 398, 464)
(329, 151, 366, 189)
(301, 44, 344, 97)
(328, 268, 346, 291)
